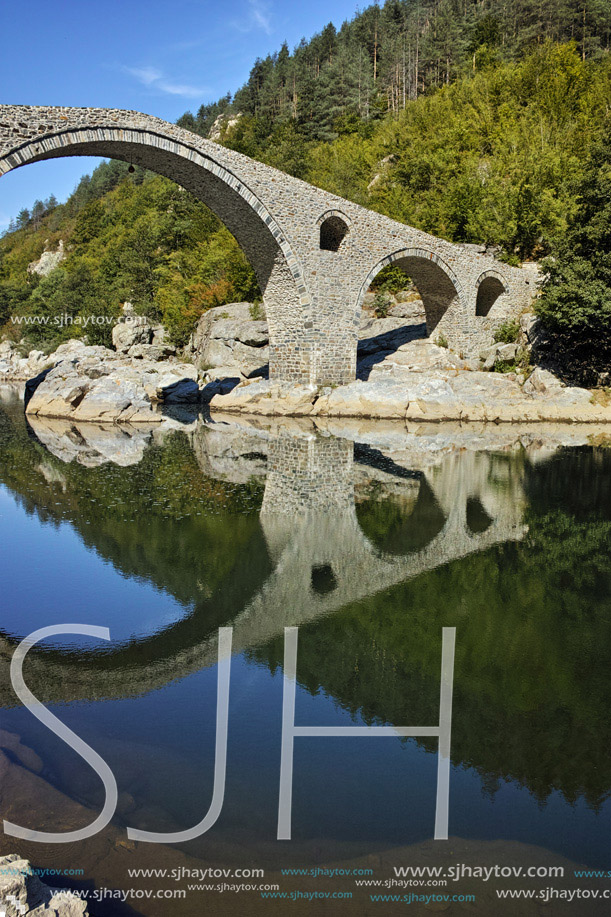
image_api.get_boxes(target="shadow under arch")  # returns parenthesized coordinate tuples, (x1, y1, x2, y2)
(355, 475, 447, 557)
(317, 209, 351, 252)
(355, 248, 463, 335)
(0, 122, 312, 354)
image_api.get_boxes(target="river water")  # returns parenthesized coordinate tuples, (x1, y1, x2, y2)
(0, 388, 609, 915)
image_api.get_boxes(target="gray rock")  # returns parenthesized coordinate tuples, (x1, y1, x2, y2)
(519, 311, 540, 344)
(27, 240, 65, 277)
(388, 300, 425, 321)
(127, 343, 177, 361)
(479, 344, 499, 362)
(523, 366, 563, 394)
(209, 364, 610, 423)
(186, 304, 270, 374)
(497, 343, 517, 361)
(112, 318, 152, 353)
(234, 321, 269, 347)
(25, 345, 202, 422)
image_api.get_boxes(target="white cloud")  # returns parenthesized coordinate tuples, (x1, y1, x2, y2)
(157, 81, 207, 98)
(125, 66, 162, 86)
(249, 0, 272, 34)
(123, 66, 209, 99)
(232, 0, 273, 35)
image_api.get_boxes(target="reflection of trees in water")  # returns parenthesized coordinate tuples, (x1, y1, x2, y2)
(250, 452, 611, 810)
(356, 477, 446, 555)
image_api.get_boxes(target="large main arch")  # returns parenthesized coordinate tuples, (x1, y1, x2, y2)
(0, 110, 314, 381)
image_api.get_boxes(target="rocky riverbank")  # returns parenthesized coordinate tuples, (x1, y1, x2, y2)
(0, 853, 88, 915)
(1, 302, 610, 424)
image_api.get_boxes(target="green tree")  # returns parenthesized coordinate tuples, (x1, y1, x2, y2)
(537, 124, 611, 384)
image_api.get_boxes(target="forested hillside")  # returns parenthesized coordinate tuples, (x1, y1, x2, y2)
(1, 0, 609, 379)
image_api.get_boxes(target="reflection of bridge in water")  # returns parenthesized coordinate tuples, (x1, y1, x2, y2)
(0, 418, 526, 706)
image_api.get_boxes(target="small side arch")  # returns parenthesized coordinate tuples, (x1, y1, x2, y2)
(317, 209, 351, 252)
(355, 248, 463, 334)
(475, 270, 508, 317)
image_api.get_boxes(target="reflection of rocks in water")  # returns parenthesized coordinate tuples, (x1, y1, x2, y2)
(26, 414, 201, 468)
(189, 418, 269, 484)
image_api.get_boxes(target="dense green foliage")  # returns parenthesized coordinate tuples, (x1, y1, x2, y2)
(0, 161, 259, 347)
(0, 1, 609, 366)
(536, 125, 611, 383)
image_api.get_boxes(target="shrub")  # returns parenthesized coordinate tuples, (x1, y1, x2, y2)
(494, 320, 520, 344)
(373, 291, 391, 318)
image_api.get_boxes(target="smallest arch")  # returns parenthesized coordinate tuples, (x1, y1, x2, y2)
(318, 210, 350, 252)
(476, 271, 508, 316)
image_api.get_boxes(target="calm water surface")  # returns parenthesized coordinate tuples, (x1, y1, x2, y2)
(0, 390, 609, 915)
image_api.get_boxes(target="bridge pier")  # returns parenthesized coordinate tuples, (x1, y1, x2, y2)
(269, 331, 357, 387)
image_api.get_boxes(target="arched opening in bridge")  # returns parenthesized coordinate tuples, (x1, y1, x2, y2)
(319, 214, 349, 252)
(476, 275, 506, 316)
(466, 497, 493, 534)
(1, 158, 266, 363)
(356, 477, 446, 557)
(0, 122, 311, 382)
(357, 253, 461, 378)
(311, 563, 338, 595)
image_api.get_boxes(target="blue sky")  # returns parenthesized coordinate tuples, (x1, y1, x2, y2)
(0, 0, 362, 232)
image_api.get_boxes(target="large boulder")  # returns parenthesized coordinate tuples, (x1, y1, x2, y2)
(27, 240, 66, 277)
(187, 303, 269, 376)
(523, 366, 564, 395)
(112, 317, 153, 353)
(25, 345, 201, 423)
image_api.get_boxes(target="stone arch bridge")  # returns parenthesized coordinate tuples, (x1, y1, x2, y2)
(0, 105, 535, 384)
